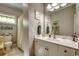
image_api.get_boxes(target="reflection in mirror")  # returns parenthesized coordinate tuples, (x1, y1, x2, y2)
(52, 20, 59, 35)
(37, 22, 41, 35)
(46, 24, 50, 34)
(50, 4, 75, 36)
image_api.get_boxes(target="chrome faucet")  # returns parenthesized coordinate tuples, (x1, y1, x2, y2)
(49, 34, 51, 38)
(72, 33, 78, 42)
(53, 32, 56, 39)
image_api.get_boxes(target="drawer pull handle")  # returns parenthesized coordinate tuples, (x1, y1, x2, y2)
(64, 50, 67, 53)
(45, 48, 48, 51)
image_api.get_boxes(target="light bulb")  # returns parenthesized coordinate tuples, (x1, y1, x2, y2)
(52, 3, 57, 6)
(2, 17, 6, 23)
(50, 8, 54, 11)
(61, 3, 67, 7)
(9, 18, 15, 24)
(47, 4, 51, 10)
(55, 6, 60, 9)
(0, 16, 1, 20)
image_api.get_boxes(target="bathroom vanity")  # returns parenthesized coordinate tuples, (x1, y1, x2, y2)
(34, 35, 79, 56)
(31, 4, 79, 56)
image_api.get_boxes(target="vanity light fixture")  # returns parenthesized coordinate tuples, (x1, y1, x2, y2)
(60, 3, 67, 7)
(47, 4, 51, 10)
(1, 16, 6, 22)
(50, 8, 54, 11)
(47, 3, 68, 12)
(23, 3, 26, 6)
(55, 6, 60, 9)
(9, 18, 16, 24)
(23, 3, 28, 8)
(52, 3, 58, 6)
(0, 16, 16, 24)
(6, 18, 9, 23)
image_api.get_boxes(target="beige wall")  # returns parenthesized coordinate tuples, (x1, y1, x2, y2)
(29, 3, 44, 55)
(75, 4, 79, 35)
(0, 23, 17, 43)
(17, 15, 24, 50)
(51, 5, 75, 36)
(44, 4, 51, 34)
(23, 4, 29, 56)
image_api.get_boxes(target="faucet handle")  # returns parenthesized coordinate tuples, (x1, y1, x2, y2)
(72, 33, 78, 42)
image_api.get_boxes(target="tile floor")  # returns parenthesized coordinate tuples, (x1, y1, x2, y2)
(4, 47, 24, 56)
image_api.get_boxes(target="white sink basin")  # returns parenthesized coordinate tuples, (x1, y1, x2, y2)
(52, 37, 76, 44)
(48, 37, 78, 48)
(56, 38, 71, 42)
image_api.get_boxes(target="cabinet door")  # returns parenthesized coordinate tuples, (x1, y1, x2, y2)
(35, 40, 49, 56)
(58, 45, 75, 56)
(75, 50, 79, 56)
(48, 43, 58, 56)
(35, 39, 58, 56)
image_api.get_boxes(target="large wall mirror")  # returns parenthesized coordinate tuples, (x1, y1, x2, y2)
(45, 3, 76, 36)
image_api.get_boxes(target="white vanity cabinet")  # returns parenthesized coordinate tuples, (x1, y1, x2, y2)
(35, 39, 58, 56)
(74, 4, 79, 35)
(58, 45, 75, 56)
(35, 39, 76, 56)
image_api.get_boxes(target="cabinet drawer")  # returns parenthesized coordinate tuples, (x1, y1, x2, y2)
(58, 45, 75, 56)
(35, 39, 75, 56)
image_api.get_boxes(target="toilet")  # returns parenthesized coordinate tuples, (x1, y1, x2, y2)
(4, 34, 12, 51)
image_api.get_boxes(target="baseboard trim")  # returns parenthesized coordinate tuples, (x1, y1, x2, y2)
(17, 46, 24, 52)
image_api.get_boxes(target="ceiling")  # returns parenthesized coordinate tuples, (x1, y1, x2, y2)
(0, 3, 24, 17)
(0, 3, 23, 11)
